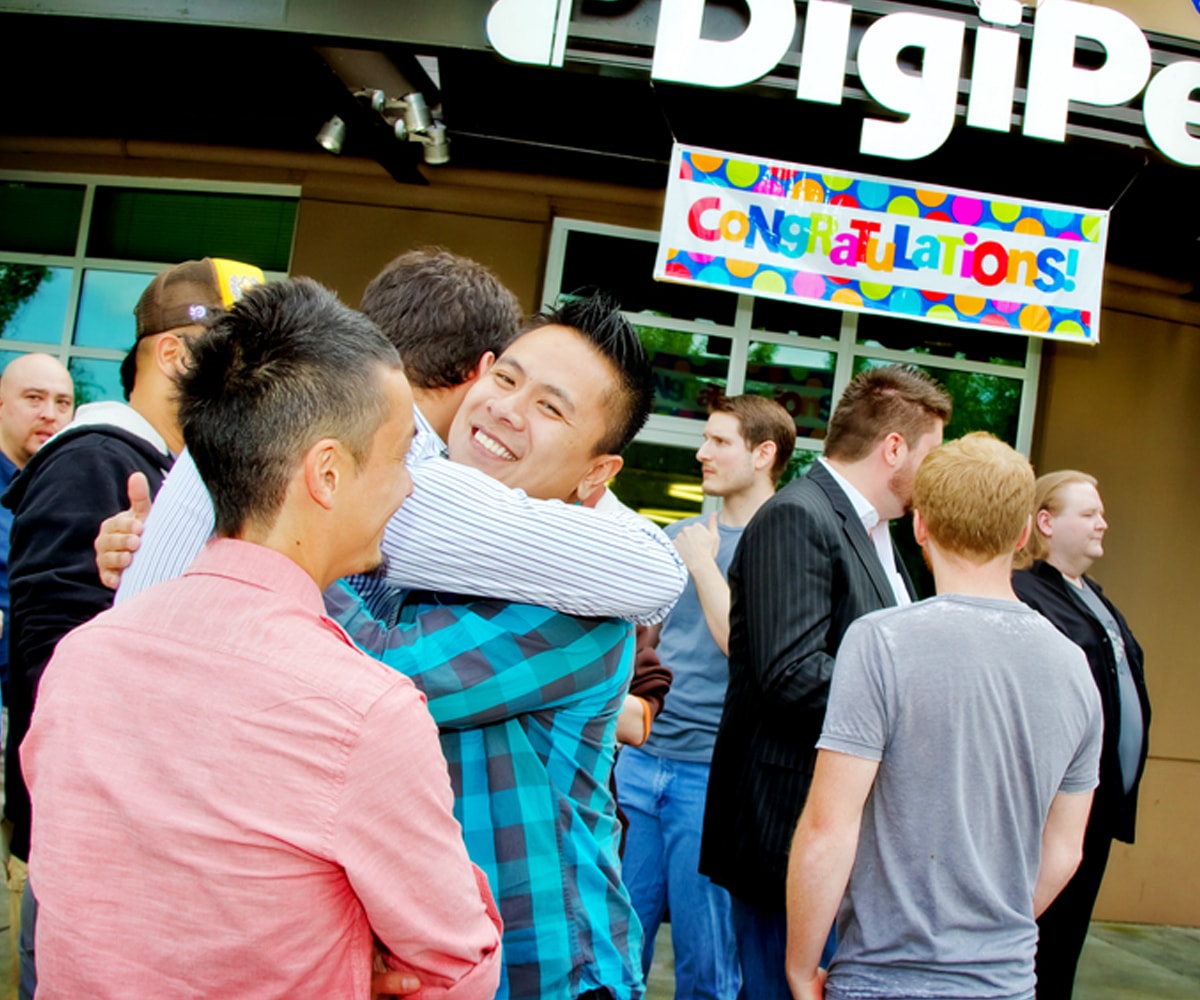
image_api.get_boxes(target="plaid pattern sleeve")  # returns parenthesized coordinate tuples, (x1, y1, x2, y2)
(326, 581, 646, 1000)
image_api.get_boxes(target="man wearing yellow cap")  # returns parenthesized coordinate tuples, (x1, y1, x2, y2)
(1, 258, 262, 999)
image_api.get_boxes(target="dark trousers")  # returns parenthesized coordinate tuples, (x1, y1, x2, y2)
(1035, 822, 1114, 1000)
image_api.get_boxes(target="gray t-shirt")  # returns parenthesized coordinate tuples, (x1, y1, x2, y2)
(818, 594, 1103, 1000)
(1069, 579, 1145, 794)
(643, 514, 743, 761)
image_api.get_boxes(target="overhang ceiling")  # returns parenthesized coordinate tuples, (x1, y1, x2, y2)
(1, 11, 1196, 292)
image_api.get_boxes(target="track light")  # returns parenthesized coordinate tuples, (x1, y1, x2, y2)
(315, 116, 346, 155)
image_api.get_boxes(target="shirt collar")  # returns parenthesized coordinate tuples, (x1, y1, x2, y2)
(412, 404, 448, 461)
(819, 457, 880, 531)
(183, 537, 328, 618)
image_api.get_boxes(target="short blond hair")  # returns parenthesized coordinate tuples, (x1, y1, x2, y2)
(913, 432, 1035, 560)
(1013, 470, 1099, 569)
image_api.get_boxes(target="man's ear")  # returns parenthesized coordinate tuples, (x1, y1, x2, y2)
(752, 440, 777, 473)
(1035, 507, 1054, 538)
(912, 507, 929, 547)
(472, 351, 496, 380)
(1015, 514, 1033, 552)
(880, 431, 906, 469)
(576, 454, 624, 503)
(153, 327, 198, 376)
(302, 438, 343, 511)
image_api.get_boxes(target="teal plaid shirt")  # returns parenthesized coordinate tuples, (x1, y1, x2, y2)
(328, 582, 644, 1000)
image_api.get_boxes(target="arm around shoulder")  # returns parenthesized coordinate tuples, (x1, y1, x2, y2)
(380, 458, 685, 623)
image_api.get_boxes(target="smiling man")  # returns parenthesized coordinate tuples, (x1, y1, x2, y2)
(331, 294, 658, 1000)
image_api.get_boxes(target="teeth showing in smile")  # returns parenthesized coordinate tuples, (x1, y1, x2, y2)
(474, 428, 516, 461)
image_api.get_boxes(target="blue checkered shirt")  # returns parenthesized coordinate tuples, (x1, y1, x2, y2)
(327, 582, 644, 1000)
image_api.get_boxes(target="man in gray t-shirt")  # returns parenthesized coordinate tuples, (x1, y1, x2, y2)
(785, 434, 1103, 1000)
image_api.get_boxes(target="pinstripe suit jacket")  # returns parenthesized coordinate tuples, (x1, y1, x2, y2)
(699, 461, 912, 911)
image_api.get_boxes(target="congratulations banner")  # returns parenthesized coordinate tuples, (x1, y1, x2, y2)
(655, 144, 1108, 343)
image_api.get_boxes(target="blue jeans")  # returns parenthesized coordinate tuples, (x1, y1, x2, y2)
(18, 879, 35, 1000)
(729, 896, 836, 1000)
(615, 747, 739, 1000)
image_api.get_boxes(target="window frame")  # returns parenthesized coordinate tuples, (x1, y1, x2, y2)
(544, 217, 1043, 517)
(0, 170, 299, 378)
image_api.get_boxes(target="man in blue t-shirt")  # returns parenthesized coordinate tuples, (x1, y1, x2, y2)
(615, 394, 795, 1000)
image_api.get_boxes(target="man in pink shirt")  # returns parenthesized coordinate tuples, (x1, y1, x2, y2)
(22, 278, 502, 999)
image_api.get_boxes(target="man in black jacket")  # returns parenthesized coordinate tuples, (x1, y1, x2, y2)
(2, 257, 262, 998)
(1013, 470, 1151, 1000)
(700, 365, 951, 1000)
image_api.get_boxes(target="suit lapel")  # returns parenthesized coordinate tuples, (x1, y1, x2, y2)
(808, 463, 898, 607)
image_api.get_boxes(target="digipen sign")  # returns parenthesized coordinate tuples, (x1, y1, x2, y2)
(485, 0, 1200, 166)
(655, 143, 1109, 342)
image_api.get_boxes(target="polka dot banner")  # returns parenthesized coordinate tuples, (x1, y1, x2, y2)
(654, 144, 1107, 344)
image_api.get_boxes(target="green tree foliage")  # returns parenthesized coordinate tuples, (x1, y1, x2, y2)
(0, 262, 48, 336)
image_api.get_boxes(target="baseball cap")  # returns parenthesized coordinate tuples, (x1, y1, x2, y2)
(134, 258, 265, 341)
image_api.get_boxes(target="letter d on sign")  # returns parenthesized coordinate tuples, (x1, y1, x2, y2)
(652, 0, 796, 88)
(1024, 0, 1150, 142)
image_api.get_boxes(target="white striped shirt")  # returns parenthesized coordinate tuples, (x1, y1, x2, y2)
(116, 407, 687, 624)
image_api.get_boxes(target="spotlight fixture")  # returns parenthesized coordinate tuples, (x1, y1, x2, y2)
(315, 116, 346, 155)
(385, 93, 450, 165)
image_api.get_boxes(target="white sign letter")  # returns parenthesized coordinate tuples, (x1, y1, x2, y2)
(797, 1, 853, 105)
(857, 13, 966, 161)
(1143, 60, 1200, 168)
(652, 0, 796, 88)
(1024, 0, 1151, 143)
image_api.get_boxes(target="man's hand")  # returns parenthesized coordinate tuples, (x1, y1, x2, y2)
(95, 472, 152, 589)
(371, 969, 422, 999)
(672, 512, 720, 572)
(787, 966, 827, 1000)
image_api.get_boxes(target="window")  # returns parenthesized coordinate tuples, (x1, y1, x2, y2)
(0, 174, 298, 405)
(544, 219, 1042, 526)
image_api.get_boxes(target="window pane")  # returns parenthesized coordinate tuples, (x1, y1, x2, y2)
(744, 342, 837, 441)
(87, 188, 296, 272)
(609, 442, 703, 526)
(69, 357, 124, 405)
(0, 263, 71, 344)
(560, 231, 738, 325)
(0, 182, 85, 255)
(853, 357, 1023, 445)
(751, 297, 843, 342)
(856, 312, 1027, 368)
(641, 324, 731, 420)
(780, 448, 819, 487)
(73, 269, 156, 349)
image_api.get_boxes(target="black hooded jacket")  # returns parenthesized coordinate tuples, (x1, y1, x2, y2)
(2, 416, 172, 860)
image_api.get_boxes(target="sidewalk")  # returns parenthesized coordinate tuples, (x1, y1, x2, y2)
(645, 921, 1200, 999)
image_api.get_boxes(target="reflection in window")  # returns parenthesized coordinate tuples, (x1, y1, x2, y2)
(745, 342, 836, 440)
(854, 357, 1022, 445)
(73, 270, 156, 350)
(752, 296, 843, 342)
(609, 441, 703, 526)
(0, 264, 71, 344)
(69, 357, 124, 407)
(561, 230, 738, 325)
(0, 182, 84, 255)
(857, 312, 1027, 368)
(639, 324, 732, 420)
